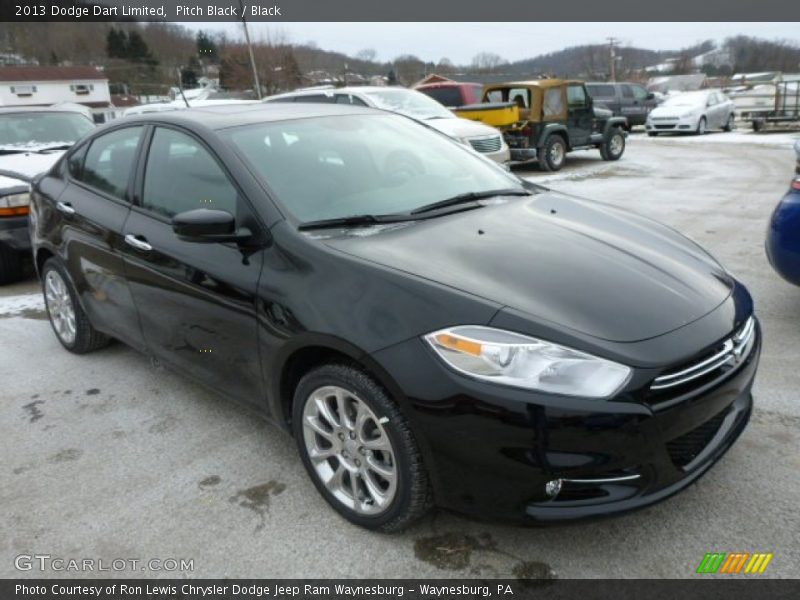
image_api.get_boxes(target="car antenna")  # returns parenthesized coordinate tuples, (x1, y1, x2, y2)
(176, 68, 191, 108)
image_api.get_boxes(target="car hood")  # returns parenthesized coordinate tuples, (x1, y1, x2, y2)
(0, 150, 64, 187)
(649, 105, 700, 119)
(425, 117, 502, 140)
(323, 193, 733, 343)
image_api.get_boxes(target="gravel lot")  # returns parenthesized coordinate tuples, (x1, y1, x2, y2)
(1, 130, 799, 579)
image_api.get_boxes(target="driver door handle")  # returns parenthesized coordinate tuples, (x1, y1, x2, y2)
(124, 234, 152, 252)
(56, 201, 75, 215)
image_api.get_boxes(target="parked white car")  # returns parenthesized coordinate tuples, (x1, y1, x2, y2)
(645, 90, 736, 136)
(264, 86, 511, 164)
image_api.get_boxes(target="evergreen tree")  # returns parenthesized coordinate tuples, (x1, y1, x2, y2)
(196, 30, 218, 62)
(106, 28, 128, 59)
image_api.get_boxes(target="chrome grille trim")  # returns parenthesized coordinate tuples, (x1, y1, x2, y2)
(468, 135, 503, 153)
(651, 317, 755, 391)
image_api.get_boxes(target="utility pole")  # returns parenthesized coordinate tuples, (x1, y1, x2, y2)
(607, 37, 619, 82)
(238, 0, 262, 99)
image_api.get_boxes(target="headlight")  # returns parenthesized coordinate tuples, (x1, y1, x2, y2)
(424, 326, 631, 398)
(680, 112, 696, 119)
(0, 191, 30, 216)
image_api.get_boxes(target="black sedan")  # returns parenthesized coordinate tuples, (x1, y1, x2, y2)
(29, 104, 759, 531)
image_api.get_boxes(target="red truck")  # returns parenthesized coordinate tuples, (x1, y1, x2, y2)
(415, 81, 483, 108)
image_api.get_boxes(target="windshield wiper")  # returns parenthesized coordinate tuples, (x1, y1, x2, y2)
(410, 188, 532, 215)
(298, 213, 413, 231)
(0, 143, 72, 154)
(32, 144, 73, 153)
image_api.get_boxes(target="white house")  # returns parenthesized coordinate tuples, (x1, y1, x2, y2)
(0, 65, 117, 123)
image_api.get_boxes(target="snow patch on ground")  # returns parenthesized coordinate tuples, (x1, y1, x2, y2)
(0, 293, 45, 317)
(637, 130, 799, 148)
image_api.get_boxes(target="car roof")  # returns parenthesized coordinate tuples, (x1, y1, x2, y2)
(0, 106, 88, 115)
(120, 102, 381, 130)
(484, 79, 582, 89)
(266, 86, 424, 100)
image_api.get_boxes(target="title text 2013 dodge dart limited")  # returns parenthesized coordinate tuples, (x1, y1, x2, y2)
(30, 104, 759, 531)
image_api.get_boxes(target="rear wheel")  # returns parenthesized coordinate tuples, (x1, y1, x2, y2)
(42, 258, 110, 354)
(600, 129, 625, 161)
(539, 135, 567, 172)
(723, 113, 735, 132)
(0, 244, 23, 285)
(293, 363, 431, 532)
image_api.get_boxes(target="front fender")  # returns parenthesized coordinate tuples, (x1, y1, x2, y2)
(603, 117, 628, 137)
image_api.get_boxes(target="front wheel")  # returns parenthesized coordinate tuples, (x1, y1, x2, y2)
(696, 117, 707, 135)
(600, 129, 626, 161)
(539, 135, 567, 172)
(42, 258, 110, 353)
(293, 364, 431, 532)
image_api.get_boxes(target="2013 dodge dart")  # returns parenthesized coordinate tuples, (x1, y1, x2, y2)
(29, 104, 759, 531)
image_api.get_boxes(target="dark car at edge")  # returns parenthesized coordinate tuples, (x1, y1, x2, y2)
(29, 104, 759, 531)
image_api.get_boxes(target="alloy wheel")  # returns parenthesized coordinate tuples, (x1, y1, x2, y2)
(609, 133, 624, 156)
(44, 269, 77, 345)
(301, 385, 398, 515)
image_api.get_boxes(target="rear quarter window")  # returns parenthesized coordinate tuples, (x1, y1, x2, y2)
(587, 85, 616, 98)
(418, 86, 463, 107)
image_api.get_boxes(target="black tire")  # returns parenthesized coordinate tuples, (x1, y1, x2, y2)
(600, 129, 626, 161)
(696, 117, 707, 135)
(723, 113, 735, 132)
(539, 135, 567, 172)
(752, 120, 763, 132)
(292, 363, 432, 532)
(0, 243, 23, 285)
(41, 258, 110, 354)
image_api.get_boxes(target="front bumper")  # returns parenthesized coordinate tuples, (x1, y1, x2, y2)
(646, 117, 697, 132)
(372, 320, 760, 523)
(0, 215, 31, 252)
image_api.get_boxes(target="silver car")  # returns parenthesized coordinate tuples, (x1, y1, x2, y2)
(264, 86, 510, 164)
(645, 90, 736, 136)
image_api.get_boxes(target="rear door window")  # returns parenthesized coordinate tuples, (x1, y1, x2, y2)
(77, 126, 144, 201)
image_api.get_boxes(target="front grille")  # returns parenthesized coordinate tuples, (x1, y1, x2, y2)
(468, 135, 503, 153)
(652, 117, 679, 122)
(654, 124, 677, 130)
(666, 410, 727, 468)
(651, 317, 756, 392)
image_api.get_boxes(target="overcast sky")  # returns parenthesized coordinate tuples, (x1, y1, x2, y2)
(190, 22, 799, 64)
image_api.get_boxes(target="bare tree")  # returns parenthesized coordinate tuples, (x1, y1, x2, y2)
(471, 52, 507, 72)
(356, 48, 377, 63)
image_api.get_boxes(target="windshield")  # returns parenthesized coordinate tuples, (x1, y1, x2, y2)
(225, 113, 523, 224)
(361, 89, 456, 120)
(661, 93, 705, 108)
(0, 112, 94, 148)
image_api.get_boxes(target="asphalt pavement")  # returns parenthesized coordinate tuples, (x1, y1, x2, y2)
(1, 130, 798, 579)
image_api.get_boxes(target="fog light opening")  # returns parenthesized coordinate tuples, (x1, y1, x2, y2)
(545, 479, 562, 499)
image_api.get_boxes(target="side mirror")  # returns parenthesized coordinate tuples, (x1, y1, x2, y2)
(172, 209, 251, 243)
(646, 92, 655, 100)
